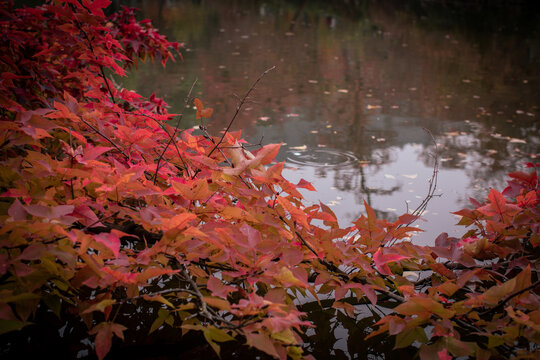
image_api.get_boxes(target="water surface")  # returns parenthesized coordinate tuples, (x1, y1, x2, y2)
(120, 0, 539, 244)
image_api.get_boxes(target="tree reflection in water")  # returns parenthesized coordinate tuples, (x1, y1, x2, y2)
(114, 0, 538, 357)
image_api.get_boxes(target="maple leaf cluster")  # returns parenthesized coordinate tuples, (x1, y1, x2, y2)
(0, 1, 539, 359)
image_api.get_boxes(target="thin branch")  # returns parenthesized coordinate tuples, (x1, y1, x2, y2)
(79, 116, 129, 159)
(206, 66, 275, 159)
(70, 6, 116, 104)
(124, 287, 199, 302)
(69, 127, 75, 199)
(479, 280, 540, 317)
(385, 128, 440, 247)
(178, 264, 239, 330)
(153, 114, 183, 184)
(153, 77, 197, 182)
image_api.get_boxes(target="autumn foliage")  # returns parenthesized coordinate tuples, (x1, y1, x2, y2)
(0, 1, 539, 359)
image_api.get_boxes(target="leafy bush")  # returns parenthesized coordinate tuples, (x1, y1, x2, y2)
(0, 1, 538, 359)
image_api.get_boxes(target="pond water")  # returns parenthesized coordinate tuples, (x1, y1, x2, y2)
(114, 3, 540, 355)
(119, 0, 539, 245)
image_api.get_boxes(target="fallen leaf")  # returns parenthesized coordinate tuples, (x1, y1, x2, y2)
(289, 145, 307, 150)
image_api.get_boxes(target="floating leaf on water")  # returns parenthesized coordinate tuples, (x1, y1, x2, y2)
(509, 138, 526, 144)
(366, 104, 381, 110)
(402, 174, 418, 179)
(289, 145, 307, 150)
(337, 89, 349, 93)
(526, 112, 535, 117)
(384, 174, 395, 179)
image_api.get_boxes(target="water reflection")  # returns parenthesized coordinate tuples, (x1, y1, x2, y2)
(118, 0, 539, 244)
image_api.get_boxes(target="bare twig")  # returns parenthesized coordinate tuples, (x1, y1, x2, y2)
(153, 115, 183, 184)
(79, 117, 129, 159)
(385, 128, 440, 247)
(178, 264, 239, 330)
(206, 66, 275, 159)
(69, 127, 75, 199)
(152, 78, 198, 182)
(479, 280, 540, 317)
(70, 6, 117, 104)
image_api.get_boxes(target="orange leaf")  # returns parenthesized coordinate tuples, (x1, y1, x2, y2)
(171, 178, 212, 201)
(245, 332, 280, 358)
(200, 107, 213, 118)
(373, 249, 409, 276)
(89, 322, 126, 360)
(277, 196, 309, 229)
(194, 98, 203, 111)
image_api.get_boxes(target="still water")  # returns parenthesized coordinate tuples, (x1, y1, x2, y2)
(119, 0, 539, 244)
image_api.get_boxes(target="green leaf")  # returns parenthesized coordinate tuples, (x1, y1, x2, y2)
(43, 294, 61, 318)
(82, 299, 116, 314)
(394, 326, 428, 349)
(0, 319, 28, 334)
(149, 309, 172, 334)
(89, 322, 127, 360)
(203, 326, 235, 357)
(1, 293, 40, 303)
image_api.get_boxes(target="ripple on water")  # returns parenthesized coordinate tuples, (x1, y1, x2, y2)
(286, 147, 359, 168)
